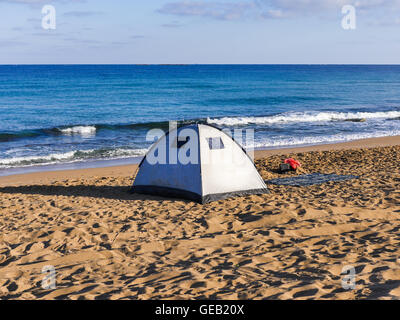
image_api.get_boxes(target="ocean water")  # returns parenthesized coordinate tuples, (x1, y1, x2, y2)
(1, 65, 400, 173)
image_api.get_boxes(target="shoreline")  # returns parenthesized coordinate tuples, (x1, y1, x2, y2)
(1, 134, 400, 187)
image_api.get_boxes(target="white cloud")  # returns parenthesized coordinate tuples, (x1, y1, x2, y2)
(158, 0, 400, 21)
(63, 11, 103, 17)
(0, 39, 27, 46)
(260, 0, 400, 11)
(0, 0, 84, 5)
(157, 1, 256, 20)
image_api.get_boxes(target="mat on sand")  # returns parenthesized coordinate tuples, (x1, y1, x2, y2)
(266, 173, 358, 187)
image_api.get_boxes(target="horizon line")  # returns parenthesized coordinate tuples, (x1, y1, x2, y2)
(1, 63, 400, 66)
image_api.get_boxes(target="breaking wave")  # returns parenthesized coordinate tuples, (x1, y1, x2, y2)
(0, 120, 200, 143)
(0, 147, 147, 169)
(207, 110, 400, 126)
(58, 126, 97, 136)
(250, 130, 400, 149)
(1, 110, 400, 170)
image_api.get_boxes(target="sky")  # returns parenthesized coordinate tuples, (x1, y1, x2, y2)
(0, 0, 400, 64)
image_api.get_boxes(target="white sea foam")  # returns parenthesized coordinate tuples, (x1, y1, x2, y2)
(0, 151, 76, 167)
(0, 148, 148, 168)
(207, 110, 400, 126)
(59, 126, 97, 137)
(248, 130, 400, 149)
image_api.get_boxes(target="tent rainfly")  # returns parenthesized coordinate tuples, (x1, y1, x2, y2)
(131, 124, 269, 204)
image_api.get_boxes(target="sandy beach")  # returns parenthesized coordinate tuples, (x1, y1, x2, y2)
(1, 135, 400, 300)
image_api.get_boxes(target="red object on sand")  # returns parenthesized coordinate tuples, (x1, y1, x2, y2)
(284, 158, 301, 170)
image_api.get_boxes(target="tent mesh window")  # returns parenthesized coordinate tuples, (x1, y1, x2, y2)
(207, 137, 225, 150)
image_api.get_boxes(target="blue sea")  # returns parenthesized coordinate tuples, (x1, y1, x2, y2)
(1, 65, 400, 175)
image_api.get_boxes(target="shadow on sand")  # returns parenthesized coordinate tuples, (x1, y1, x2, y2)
(0, 185, 183, 202)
